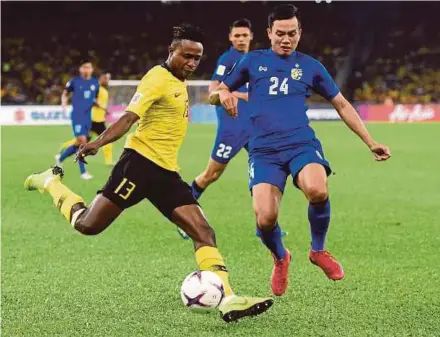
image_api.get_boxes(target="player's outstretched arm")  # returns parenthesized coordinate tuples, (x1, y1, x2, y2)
(331, 93, 391, 161)
(209, 80, 248, 102)
(209, 83, 238, 118)
(77, 111, 139, 162)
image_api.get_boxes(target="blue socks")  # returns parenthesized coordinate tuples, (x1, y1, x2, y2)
(308, 199, 331, 251)
(191, 180, 205, 200)
(59, 144, 86, 174)
(78, 160, 86, 174)
(59, 145, 77, 162)
(257, 223, 286, 260)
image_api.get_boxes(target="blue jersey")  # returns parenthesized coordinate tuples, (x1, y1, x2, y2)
(65, 76, 100, 122)
(223, 49, 339, 154)
(211, 47, 250, 120)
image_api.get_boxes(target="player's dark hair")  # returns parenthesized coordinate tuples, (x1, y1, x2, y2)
(268, 4, 301, 29)
(171, 23, 205, 45)
(79, 58, 92, 66)
(230, 18, 252, 32)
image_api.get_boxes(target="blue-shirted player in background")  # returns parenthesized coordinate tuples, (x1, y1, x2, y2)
(57, 59, 100, 180)
(177, 19, 287, 240)
(190, 19, 253, 200)
(210, 4, 391, 296)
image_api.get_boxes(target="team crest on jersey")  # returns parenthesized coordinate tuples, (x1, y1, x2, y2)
(90, 85, 96, 91)
(291, 67, 303, 80)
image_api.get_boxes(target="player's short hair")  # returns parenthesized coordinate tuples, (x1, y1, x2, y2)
(230, 18, 252, 32)
(268, 4, 301, 29)
(171, 23, 205, 46)
(79, 58, 93, 66)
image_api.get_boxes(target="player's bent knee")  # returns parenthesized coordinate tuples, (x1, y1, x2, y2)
(305, 185, 328, 203)
(256, 209, 278, 230)
(74, 224, 103, 236)
(73, 214, 108, 236)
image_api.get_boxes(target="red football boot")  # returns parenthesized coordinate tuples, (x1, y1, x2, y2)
(309, 249, 344, 280)
(271, 249, 291, 296)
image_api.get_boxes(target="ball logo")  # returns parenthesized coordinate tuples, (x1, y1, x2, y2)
(14, 109, 25, 123)
(291, 67, 303, 80)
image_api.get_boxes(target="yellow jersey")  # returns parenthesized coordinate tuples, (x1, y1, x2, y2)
(124, 65, 189, 172)
(92, 86, 109, 122)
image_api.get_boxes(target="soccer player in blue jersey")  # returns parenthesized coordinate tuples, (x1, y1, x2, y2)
(210, 4, 391, 296)
(178, 19, 288, 241)
(189, 19, 253, 203)
(57, 60, 100, 180)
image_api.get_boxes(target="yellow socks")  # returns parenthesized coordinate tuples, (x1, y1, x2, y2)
(196, 246, 234, 296)
(46, 180, 84, 222)
(103, 143, 113, 164)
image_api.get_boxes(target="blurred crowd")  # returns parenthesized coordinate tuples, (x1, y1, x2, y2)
(2, 2, 439, 105)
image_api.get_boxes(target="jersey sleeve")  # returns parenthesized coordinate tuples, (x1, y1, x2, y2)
(65, 78, 75, 93)
(312, 61, 340, 100)
(222, 54, 251, 92)
(211, 52, 234, 82)
(95, 82, 100, 98)
(126, 71, 164, 117)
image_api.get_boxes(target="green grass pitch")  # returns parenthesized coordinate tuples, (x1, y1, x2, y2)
(1, 122, 439, 337)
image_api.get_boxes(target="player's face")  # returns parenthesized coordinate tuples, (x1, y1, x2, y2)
(100, 73, 111, 86)
(169, 40, 203, 80)
(267, 17, 301, 57)
(229, 27, 253, 53)
(79, 63, 93, 79)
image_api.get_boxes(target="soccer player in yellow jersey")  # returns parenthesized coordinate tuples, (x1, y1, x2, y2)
(58, 72, 113, 166)
(24, 23, 273, 323)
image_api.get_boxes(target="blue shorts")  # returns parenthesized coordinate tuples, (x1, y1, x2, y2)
(210, 107, 250, 164)
(71, 121, 91, 137)
(248, 139, 332, 193)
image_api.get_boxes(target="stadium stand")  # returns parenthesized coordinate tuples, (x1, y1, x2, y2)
(2, 2, 439, 105)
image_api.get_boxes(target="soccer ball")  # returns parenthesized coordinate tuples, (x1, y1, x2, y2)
(180, 270, 225, 311)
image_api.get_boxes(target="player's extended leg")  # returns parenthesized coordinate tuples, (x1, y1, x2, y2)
(253, 183, 291, 296)
(170, 204, 273, 322)
(24, 167, 122, 235)
(191, 158, 227, 199)
(58, 138, 77, 154)
(58, 135, 92, 179)
(296, 163, 344, 280)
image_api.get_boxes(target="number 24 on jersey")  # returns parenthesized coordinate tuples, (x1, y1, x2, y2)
(269, 77, 289, 95)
